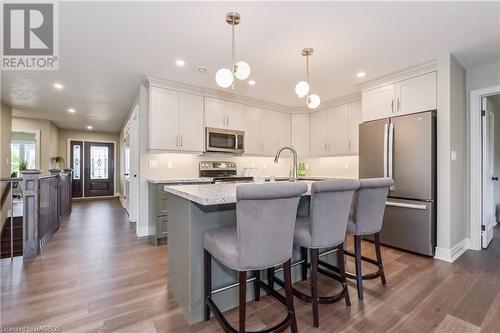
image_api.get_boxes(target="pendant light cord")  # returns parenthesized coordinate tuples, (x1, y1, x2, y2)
(306, 53, 310, 100)
(231, 19, 236, 90)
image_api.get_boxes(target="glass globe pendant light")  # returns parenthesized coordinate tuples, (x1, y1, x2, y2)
(295, 48, 320, 109)
(215, 12, 251, 89)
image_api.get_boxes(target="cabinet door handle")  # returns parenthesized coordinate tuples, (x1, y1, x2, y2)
(324, 142, 327, 151)
(226, 114, 229, 127)
(397, 97, 400, 112)
(180, 135, 183, 147)
(176, 135, 179, 147)
(348, 140, 351, 151)
(391, 99, 394, 113)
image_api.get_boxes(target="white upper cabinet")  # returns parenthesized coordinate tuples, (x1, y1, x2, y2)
(276, 111, 291, 150)
(148, 86, 204, 152)
(226, 102, 245, 130)
(205, 97, 226, 129)
(291, 114, 310, 157)
(179, 92, 204, 152)
(362, 84, 395, 122)
(310, 110, 328, 157)
(261, 109, 278, 156)
(395, 72, 437, 116)
(149, 86, 179, 151)
(362, 71, 437, 122)
(348, 101, 362, 154)
(244, 105, 262, 155)
(327, 105, 349, 155)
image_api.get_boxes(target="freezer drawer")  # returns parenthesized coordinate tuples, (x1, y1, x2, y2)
(379, 198, 436, 256)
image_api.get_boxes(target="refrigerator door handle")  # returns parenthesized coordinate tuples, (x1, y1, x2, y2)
(388, 122, 395, 190)
(386, 201, 427, 210)
(383, 123, 388, 177)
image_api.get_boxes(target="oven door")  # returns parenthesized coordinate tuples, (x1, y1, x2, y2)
(206, 128, 244, 153)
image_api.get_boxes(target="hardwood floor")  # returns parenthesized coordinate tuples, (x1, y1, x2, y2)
(1, 199, 499, 332)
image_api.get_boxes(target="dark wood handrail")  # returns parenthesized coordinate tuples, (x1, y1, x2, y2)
(0, 182, 12, 211)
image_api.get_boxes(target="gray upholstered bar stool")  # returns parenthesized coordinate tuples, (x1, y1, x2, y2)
(270, 179, 360, 328)
(345, 178, 394, 300)
(203, 182, 308, 333)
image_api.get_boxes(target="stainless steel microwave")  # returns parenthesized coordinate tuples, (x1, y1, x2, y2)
(205, 127, 244, 154)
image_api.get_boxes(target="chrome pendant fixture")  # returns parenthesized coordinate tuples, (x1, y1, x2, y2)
(295, 48, 320, 109)
(215, 12, 251, 89)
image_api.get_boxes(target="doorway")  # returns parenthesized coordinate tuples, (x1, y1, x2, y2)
(69, 140, 115, 198)
(482, 94, 500, 248)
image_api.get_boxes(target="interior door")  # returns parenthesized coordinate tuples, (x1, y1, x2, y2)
(359, 118, 389, 178)
(69, 140, 83, 198)
(483, 97, 496, 248)
(84, 142, 114, 197)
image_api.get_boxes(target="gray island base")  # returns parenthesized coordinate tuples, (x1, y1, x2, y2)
(165, 182, 340, 324)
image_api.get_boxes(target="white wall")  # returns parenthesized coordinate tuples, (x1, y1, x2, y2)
(0, 103, 13, 230)
(436, 53, 467, 252)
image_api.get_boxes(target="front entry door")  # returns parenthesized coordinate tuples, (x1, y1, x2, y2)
(84, 142, 114, 197)
(70, 140, 83, 197)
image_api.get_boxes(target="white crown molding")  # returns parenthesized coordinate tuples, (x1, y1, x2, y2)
(357, 60, 438, 92)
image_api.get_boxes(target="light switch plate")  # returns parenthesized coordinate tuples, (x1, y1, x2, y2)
(451, 150, 457, 161)
(148, 160, 158, 168)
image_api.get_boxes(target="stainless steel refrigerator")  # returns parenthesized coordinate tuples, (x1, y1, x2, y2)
(359, 111, 436, 256)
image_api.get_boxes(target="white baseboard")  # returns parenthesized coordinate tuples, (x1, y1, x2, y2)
(137, 225, 152, 238)
(434, 238, 470, 263)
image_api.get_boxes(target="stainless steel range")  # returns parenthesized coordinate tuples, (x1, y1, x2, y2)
(199, 161, 253, 183)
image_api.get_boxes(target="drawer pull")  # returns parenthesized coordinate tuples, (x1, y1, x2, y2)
(386, 201, 427, 210)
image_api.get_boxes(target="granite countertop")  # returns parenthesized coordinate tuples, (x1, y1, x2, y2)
(146, 177, 214, 184)
(163, 181, 314, 206)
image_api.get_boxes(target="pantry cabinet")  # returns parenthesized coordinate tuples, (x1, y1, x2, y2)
(148, 86, 204, 152)
(362, 71, 436, 122)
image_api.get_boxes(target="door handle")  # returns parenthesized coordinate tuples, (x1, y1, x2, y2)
(383, 123, 388, 177)
(386, 201, 427, 210)
(493, 177, 499, 181)
(388, 123, 394, 190)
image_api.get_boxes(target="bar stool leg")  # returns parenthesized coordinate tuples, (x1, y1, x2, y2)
(310, 248, 320, 327)
(337, 243, 351, 306)
(267, 267, 275, 293)
(239, 271, 247, 333)
(300, 247, 308, 281)
(203, 250, 212, 321)
(354, 235, 364, 300)
(254, 270, 261, 301)
(283, 259, 298, 333)
(374, 232, 386, 286)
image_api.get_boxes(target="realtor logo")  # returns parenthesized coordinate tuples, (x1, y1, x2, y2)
(2, 2, 59, 70)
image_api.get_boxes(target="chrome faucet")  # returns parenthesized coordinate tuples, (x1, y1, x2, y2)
(274, 146, 298, 182)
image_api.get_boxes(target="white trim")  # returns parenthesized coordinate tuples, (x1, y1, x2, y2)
(434, 238, 470, 263)
(469, 85, 500, 251)
(137, 225, 150, 238)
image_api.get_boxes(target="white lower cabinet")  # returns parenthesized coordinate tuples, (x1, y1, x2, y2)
(148, 86, 204, 152)
(291, 114, 310, 157)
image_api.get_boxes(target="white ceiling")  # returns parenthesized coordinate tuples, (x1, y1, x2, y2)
(2, 1, 500, 133)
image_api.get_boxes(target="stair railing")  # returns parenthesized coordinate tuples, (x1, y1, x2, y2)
(0, 176, 22, 260)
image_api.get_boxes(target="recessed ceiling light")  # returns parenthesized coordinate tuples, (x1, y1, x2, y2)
(176, 59, 185, 67)
(87, 125, 93, 130)
(248, 80, 256, 86)
(357, 72, 366, 78)
(68, 108, 76, 113)
(53, 83, 64, 89)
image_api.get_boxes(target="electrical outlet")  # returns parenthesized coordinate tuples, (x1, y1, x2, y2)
(167, 161, 173, 169)
(451, 150, 457, 161)
(305, 163, 309, 170)
(344, 163, 350, 170)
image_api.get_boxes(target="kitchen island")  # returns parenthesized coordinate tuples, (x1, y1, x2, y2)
(163, 181, 339, 324)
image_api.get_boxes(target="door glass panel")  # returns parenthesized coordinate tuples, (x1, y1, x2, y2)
(90, 146, 108, 180)
(209, 132, 236, 149)
(73, 145, 81, 180)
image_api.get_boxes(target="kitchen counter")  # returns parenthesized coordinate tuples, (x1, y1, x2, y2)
(163, 181, 314, 206)
(146, 177, 213, 184)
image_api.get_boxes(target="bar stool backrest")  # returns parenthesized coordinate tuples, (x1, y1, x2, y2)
(236, 182, 308, 270)
(352, 178, 394, 235)
(309, 179, 360, 248)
